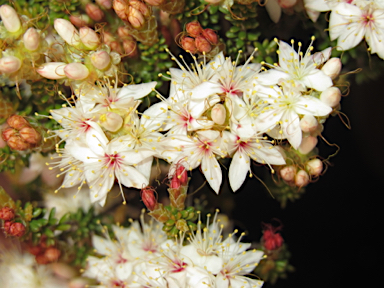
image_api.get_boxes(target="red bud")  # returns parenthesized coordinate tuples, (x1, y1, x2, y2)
(141, 187, 157, 211)
(186, 21, 203, 38)
(181, 36, 197, 54)
(195, 36, 211, 53)
(9, 222, 26, 237)
(0, 207, 15, 221)
(202, 28, 218, 44)
(7, 115, 29, 130)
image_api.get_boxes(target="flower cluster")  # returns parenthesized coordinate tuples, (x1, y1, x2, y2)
(83, 210, 265, 288)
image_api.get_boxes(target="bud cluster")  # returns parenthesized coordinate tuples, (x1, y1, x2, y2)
(180, 21, 219, 54)
(1, 115, 42, 151)
(1, 206, 26, 237)
(28, 238, 61, 264)
(113, 0, 150, 29)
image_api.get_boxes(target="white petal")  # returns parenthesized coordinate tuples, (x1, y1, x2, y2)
(229, 151, 250, 192)
(117, 81, 157, 100)
(282, 110, 301, 149)
(201, 155, 222, 193)
(302, 69, 333, 91)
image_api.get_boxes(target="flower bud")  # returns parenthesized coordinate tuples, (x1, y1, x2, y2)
(0, 5, 21, 33)
(195, 36, 211, 53)
(109, 41, 123, 54)
(85, 3, 105, 21)
(0, 207, 15, 221)
(23, 28, 40, 51)
(123, 38, 138, 57)
(113, 0, 129, 22)
(0, 56, 22, 74)
(263, 229, 284, 250)
(141, 187, 157, 211)
(298, 135, 317, 155)
(300, 114, 318, 133)
(3, 221, 11, 234)
(144, 0, 164, 6)
(69, 14, 91, 28)
(322, 57, 342, 79)
(35, 253, 49, 265)
(36, 62, 66, 80)
(96, 0, 113, 9)
(202, 28, 218, 44)
(128, 6, 145, 28)
(117, 26, 131, 38)
(19, 126, 41, 145)
(44, 247, 61, 262)
(28, 245, 43, 256)
(295, 170, 309, 187)
(80, 27, 100, 50)
(99, 112, 123, 132)
(180, 36, 197, 53)
(306, 158, 323, 177)
(91, 50, 111, 70)
(7, 115, 29, 130)
(211, 103, 226, 125)
(64, 63, 90, 80)
(186, 21, 203, 38)
(175, 165, 188, 186)
(129, 0, 150, 17)
(278, 0, 297, 9)
(2, 127, 17, 142)
(320, 87, 341, 108)
(280, 165, 296, 182)
(54, 18, 81, 47)
(7, 135, 30, 150)
(9, 222, 26, 237)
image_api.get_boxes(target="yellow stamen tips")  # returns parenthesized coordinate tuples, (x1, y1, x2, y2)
(311, 35, 315, 41)
(158, 73, 162, 77)
(274, 38, 278, 43)
(271, 169, 275, 174)
(122, 201, 126, 205)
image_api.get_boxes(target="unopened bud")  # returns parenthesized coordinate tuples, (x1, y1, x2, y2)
(175, 165, 188, 186)
(300, 114, 318, 133)
(322, 57, 342, 79)
(0, 207, 15, 221)
(2, 127, 17, 142)
(141, 187, 157, 211)
(19, 126, 41, 145)
(23, 28, 40, 51)
(64, 63, 90, 80)
(122, 39, 138, 57)
(96, 0, 113, 9)
(54, 18, 81, 47)
(3, 221, 11, 234)
(85, 3, 105, 21)
(295, 170, 309, 187)
(117, 26, 131, 38)
(320, 87, 341, 108)
(263, 229, 284, 250)
(9, 222, 26, 237)
(280, 165, 296, 182)
(7, 135, 30, 150)
(113, 0, 129, 22)
(278, 0, 297, 9)
(80, 27, 100, 50)
(128, 6, 145, 28)
(298, 135, 317, 155)
(7, 115, 29, 130)
(109, 41, 123, 54)
(211, 103, 226, 125)
(0, 56, 21, 74)
(144, 0, 164, 6)
(36, 62, 66, 80)
(186, 21, 203, 38)
(102, 31, 115, 46)
(202, 28, 218, 44)
(0, 5, 21, 33)
(35, 253, 49, 265)
(44, 247, 61, 262)
(99, 112, 123, 132)
(91, 50, 111, 70)
(69, 14, 91, 28)
(181, 36, 197, 53)
(306, 158, 323, 177)
(129, 0, 150, 17)
(195, 36, 211, 53)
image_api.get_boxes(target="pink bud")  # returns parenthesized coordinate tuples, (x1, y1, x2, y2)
(117, 26, 131, 38)
(0, 56, 21, 74)
(181, 36, 197, 53)
(44, 247, 61, 262)
(129, 0, 150, 17)
(278, 0, 297, 9)
(0, 5, 21, 33)
(80, 27, 100, 50)
(306, 158, 323, 177)
(211, 103, 226, 125)
(64, 63, 90, 80)
(91, 50, 111, 70)
(99, 112, 123, 132)
(300, 114, 318, 133)
(7, 135, 30, 151)
(96, 0, 113, 9)
(195, 36, 211, 53)
(175, 165, 187, 186)
(0, 207, 15, 221)
(6, 115, 29, 130)
(23, 28, 40, 51)
(320, 87, 341, 108)
(122, 39, 138, 57)
(69, 14, 91, 28)
(298, 135, 317, 155)
(19, 126, 41, 145)
(202, 28, 218, 44)
(128, 6, 145, 28)
(1, 127, 17, 142)
(113, 0, 129, 22)
(141, 187, 157, 211)
(85, 3, 105, 21)
(322, 58, 342, 79)
(54, 18, 81, 47)
(295, 170, 309, 187)
(186, 21, 203, 38)
(36, 62, 66, 79)
(280, 165, 296, 182)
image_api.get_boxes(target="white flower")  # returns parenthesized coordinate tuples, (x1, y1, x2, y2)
(329, 2, 384, 58)
(256, 81, 332, 149)
(257, 38, 333, 91)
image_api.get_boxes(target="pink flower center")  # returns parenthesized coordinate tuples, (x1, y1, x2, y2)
(104, 153, 123, 168)
(171, 259, 188, 273)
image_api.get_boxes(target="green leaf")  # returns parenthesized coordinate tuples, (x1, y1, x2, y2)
(59, 212, 71, 224)
(56, 224, 71, 231)
(32, 208, 42, 218)
(44, 227, 55, 238)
